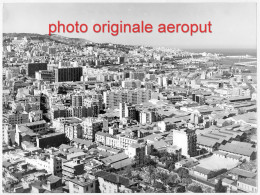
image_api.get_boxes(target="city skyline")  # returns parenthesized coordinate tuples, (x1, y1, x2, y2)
(3, 3, 257, 50)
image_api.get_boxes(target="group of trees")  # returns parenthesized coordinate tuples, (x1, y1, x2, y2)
(133, 155, 157, 168)
(40, 93, 51, 122)
(150, 149, 178, 171)
(122, 157, 196, 193)
(215, 179, 227, 193)
(177, 167, 192, 188)
(188, 185, 203, 193)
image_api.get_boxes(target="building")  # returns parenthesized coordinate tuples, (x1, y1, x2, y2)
(167, 95, 183, 104)
(95, 131, 107, 144)
(197, 135, 222, 152)
(63, 124, 83, 141)
(166, 145, 182, 161)
(101, 152, 127, 164)
(71, 138, 96, 150)
(35, 70, 55, 82)
(106, 134, 120, 148)
(26, 63, 48, 78)
(62, 159, 85, 179)
(122, 79, 141, 89)
(237, 178, 257, 193)
(104, 88, 151, 109)
(3, 123, 15, 145)
(36, 133, 67, 149)
(228, 168, 256, 180)
(118, 56, 125, 64)
(68, 175, 96, 193)
(3, 112, 29, 126)
(81, 117, 103, 141)
(172, 129, 197, 157)
(222, 178, 237, 192)
(129, 71, 145, 81)
(139, 109, 157, 125)
(15, 120, 47, 145)
(48, 47, 56, 55)
(84, 100, 100, 117)
(95, 171, 139, 193)
(192, 166, 215, 180)
(125, 143, 146, 165)
(25, 152, 62, 176)
(157, 117, 180, 132)
(175, 158, 199, 169)
(118, 134, 140, 150)
(218, 141, 256, 161)
(119, 103, 138, 120)
(71, 94, 84, 107)
(55, 67, 83, 82)
(53, 117, 83, 140)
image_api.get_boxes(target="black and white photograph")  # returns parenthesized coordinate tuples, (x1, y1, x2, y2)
(1, 0, 258, 193)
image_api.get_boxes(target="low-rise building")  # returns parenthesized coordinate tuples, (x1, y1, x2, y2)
(95, 171, 139, 193)
(237, 178, 257, 193)
(62, 159, 85, 179)
(68, 175, 96, 193)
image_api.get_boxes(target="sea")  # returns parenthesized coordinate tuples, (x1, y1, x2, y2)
(182, 48, 257, 57)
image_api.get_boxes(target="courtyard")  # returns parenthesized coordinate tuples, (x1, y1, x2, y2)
(198, 155, 240, 171)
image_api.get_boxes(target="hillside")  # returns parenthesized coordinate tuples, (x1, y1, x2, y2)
(3, 33, 92, 46)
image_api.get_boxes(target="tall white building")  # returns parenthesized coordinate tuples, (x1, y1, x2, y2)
(172, 129, 197, 157)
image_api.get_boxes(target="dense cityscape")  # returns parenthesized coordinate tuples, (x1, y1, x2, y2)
(2, 33, 257, 193)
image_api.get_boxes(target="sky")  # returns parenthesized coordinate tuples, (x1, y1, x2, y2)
(3, 3, 257, 50)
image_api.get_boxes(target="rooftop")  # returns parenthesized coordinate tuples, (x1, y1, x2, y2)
(218, 141, 255, 157)
(101, 152, 128, 165)
(229, 168, 256, 178)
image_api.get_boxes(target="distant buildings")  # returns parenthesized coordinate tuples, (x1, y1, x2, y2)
(122, 79, 141, 89)
(2, 34, 257, 194)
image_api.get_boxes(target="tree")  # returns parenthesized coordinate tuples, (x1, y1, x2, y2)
(176, 185, 186, 192)
(151, 149, 161, 158)
(188, 185, 203, 193)
(144, 155, 156, 167)
(157, 171, 169, 186)
(160, 156, 167, 163)
(134, 173, 143, 181)
(166, 173, 178, 186)
(215, 179, 227, 193)
(165, 161, 175, 171)
(177, 167, 189, 179)
(147, 165, 156, 184)
(124, 165, 132, 178)
(182, 177, 192, 187)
